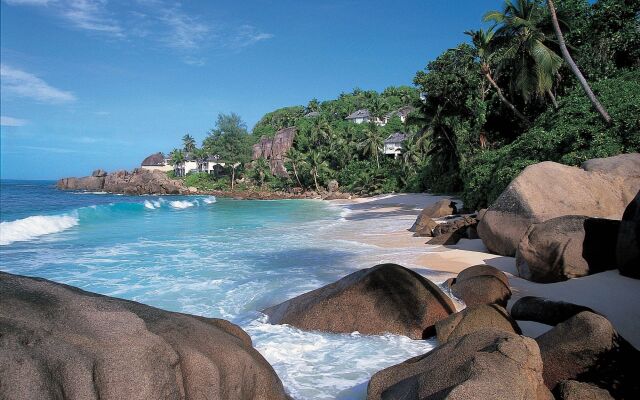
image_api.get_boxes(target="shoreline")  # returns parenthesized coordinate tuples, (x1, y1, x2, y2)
(327, 193, 640, 349)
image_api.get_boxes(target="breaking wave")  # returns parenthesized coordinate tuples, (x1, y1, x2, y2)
(0, 214, 79, 246)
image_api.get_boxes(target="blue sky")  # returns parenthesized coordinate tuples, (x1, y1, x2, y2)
(1, 0, 502, 180)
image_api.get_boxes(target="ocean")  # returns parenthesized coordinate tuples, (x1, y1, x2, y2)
(0, 180, 435, 399)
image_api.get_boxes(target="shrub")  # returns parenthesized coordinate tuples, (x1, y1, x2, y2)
(461, 71, 640, 210)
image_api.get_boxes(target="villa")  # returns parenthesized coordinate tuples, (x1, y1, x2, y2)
(140, 152, 234, 177)
(383, 106, 415, 124)
(140, 153, 173, 173)
(383, 132, 408, 158)
(345, 109, 373, 124)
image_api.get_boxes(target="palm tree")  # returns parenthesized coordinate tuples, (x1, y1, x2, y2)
(546, 0, 611, 123)
(402, 135, 423, 173)
(484, 0, 563, 106)
(369, 96, 389, 124)
(192, 148, 208, 173)
(252, 158, 270, 189)
(285, 148, 306, 188)
(169, 149, 186, 176)
(465, 27, 529, 122)
(308, 151, 330, 192)
(182, 134, 196, 153)
(358, 123, 384, 168)
(310, 117, 332, 145)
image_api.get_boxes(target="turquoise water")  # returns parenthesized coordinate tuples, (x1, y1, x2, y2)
(0, 180, 435, 399)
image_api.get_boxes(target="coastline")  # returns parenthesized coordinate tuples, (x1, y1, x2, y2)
(328, 193, 640, 350)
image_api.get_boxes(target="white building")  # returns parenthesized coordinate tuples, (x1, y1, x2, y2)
(345, 109, 372, 124)
(140, 153, 173, 172)
(383, 132, 408, 158)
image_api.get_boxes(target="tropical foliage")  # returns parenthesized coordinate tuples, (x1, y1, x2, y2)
(164, 0, 638, 202)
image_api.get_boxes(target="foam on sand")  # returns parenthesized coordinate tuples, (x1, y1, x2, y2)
(0, 214, 79, 245)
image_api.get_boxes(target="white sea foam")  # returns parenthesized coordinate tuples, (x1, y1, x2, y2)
(202, 196, 217, 204)
(143, 200, 156, 209)
(0, 214, 79, 245)
(169, 200, 197, 209)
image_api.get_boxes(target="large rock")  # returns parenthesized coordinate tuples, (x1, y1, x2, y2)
(419, 199, 458, 218)
(478, 158, 640, 256)
(435, 304, 521, 344)
(617, 190, 640, 278)
(252, 127, 296, 178)
(409, 214, 437, 237)
(0, 272, 288, 400)
(555, 380, 614, 400)
(536, 311, 640, 398)
(367, 329, 552, 400)
(511, 296, 595, 326)
(262, 263, 456, 339)
(581, 153, 640, 177)
(427, 215, 478, 245)
(58, 169, 187, 195)
(92, 168, 107, 177)
(516, 216, 620, 282)
(450, 265, 511, 307)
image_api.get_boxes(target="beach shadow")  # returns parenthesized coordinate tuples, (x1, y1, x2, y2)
(484, 256, 518, 275)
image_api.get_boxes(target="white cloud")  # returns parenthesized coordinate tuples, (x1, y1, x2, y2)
(3, 0, 51, 5)
(59, 0, 123, 36)
(17, 145, 79, 153)
(0, 116, 29, 126)
(158, 8, 210, 50)
(0, 64, 76, 103)
(227, 25, 274, 49)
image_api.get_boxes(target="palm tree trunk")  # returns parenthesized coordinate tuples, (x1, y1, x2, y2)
(547, 89, 559, 109)
(313, 172, 319, 192)
(376, 151, 379, 168)
(483, 69, 530, 123)
(231, 167, 235, 190)
(292, 164, 303, 188)
(546, 0, 612, 124)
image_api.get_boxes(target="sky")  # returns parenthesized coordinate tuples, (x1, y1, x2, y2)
(1, 0, 503, 180)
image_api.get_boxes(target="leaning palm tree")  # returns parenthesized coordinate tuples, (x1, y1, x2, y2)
(465, 27, 529, 122)
(307, 151, 330, 192)
(402, 135, 423, 173)
(358, 123, 384, 168)
(182, 134, 196, 153)
(545, 0, 611, 123)
(285, 148, 306, 188)
(484, 0, 563, 107)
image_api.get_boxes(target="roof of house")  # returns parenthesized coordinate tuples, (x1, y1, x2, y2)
(304, 111, 320, 118)
(385, 105, 416, 119)
(141, 152, 166, 166)
(384, 132, 408, 144)
(345, 109, 370, 120)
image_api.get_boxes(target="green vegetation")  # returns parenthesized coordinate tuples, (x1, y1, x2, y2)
(166, 0, 638, 204)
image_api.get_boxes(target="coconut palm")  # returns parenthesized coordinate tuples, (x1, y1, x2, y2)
(285, 148, 306, 188)
(545, 0, 611, 123)
(307, 151, 330, 192)
(310, 117, 332, 145)
(358, 123, 384, 168)
(168, 149, 186, 176)
(402, 135, 423, 172)
(182, 134, 196, 153)
(465, 27, 529, 122)
(252, 158, 271, 189)
(484, 0, 563, 106)
(369, 96, 389, 124)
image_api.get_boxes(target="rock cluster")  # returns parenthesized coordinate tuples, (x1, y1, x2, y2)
(478, 154, 640, 257)
(0, 272, 288, 400)
(57, 168, 187, 195)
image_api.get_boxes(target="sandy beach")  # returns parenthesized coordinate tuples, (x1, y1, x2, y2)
(329, 193, 640, 349)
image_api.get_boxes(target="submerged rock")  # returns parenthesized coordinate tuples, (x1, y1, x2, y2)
(367, 329, 552, 400)
(0, 272, 289, 400)
(477, 156, 639, 256)
(536, 311, 640, 398)
(435, 304, 521, 344)
(262, 263, 456, 339)
(450, 264, 511, 307)
(516, 215, 619, 282)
